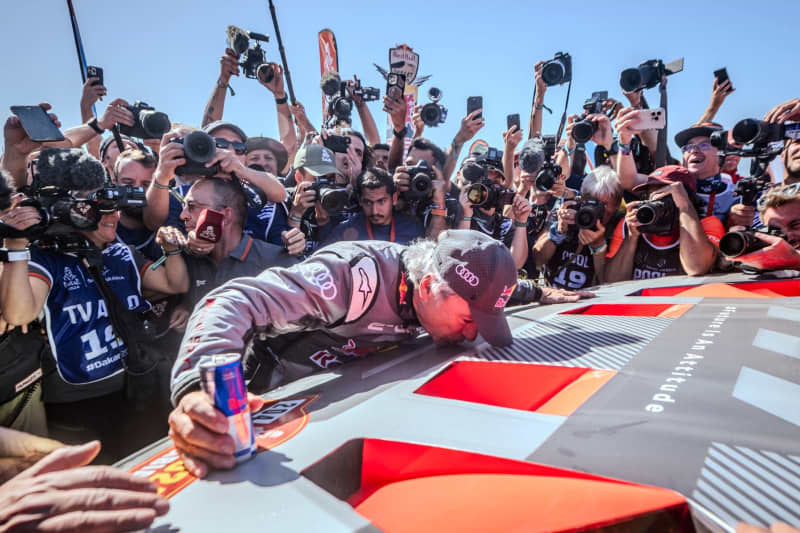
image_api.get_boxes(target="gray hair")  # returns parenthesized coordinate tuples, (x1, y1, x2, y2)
(404, 237, 455, 299)
(581, 166, 623, 200)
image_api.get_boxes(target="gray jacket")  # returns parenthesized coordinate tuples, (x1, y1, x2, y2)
(171, 241, 423, 405)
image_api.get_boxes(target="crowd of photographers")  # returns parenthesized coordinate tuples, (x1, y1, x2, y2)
(0, 27, 799, 528)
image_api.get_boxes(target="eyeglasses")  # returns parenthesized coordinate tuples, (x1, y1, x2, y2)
(183, 200, 226, 214)
(214, 138, 246, 155)
(756, 182, 800, 211)
(680, 141, 714, 153)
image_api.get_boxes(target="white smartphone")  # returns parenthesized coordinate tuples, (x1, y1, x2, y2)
(634, 108, 666, 131)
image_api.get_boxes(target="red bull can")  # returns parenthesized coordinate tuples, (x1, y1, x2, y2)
(199, 354, 256, 462)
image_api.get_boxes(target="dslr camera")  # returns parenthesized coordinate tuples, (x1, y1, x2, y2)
(227, 25, 274, 83)
(719, 227, 783, 258)
(535, 135, 563, 192)
(620, 58, 684, 92)
(465, 180, 515, 212)
(731, 119, 800, 147)
(636, 195, 676, 235)
(403, 160, 434, 201)
(173, 131, 218, 177)
(572, 91, 607, 144)
(308, 175, 349, 215)
(420, 87, 447, 127)
(117, 101, 171, 140)
(568, 197, 605, 230)
(541, 52, 572, 87)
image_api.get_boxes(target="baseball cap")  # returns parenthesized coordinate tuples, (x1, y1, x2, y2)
(293, 144, 342, 177)
(433, 230, 517, 347)
(245, 136, 289, 172)
(632, 165, 696, 194)
(202, 121, 248, 143)
(674, 122, 722, 149)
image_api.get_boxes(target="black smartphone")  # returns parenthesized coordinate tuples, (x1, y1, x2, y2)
(87, 65, 104, 87)
(506, 113, 520, 131)
(467, 96, 483, 119)
(386, 72, 405, 101)
(324, 134, 351, 154)
(9, 105, 64, 142)
(713, 67, 733, 93)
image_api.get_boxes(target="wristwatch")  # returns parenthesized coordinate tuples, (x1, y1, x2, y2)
(618, 141, 632, 156)
(87, 117, 104, 135)
(0, 249, 30, 262)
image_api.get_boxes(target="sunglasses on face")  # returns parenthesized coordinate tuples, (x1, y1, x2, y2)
(214, 138, 246, 155)
(681, 141, 714, 154)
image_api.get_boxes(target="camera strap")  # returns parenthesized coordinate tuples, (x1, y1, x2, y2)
(555, 79, 573, 145)
(81, 248, 159, 376)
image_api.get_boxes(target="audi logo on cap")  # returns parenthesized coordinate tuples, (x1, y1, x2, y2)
(455, 264, 480, 287)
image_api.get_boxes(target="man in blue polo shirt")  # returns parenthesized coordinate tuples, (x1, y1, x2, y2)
(322, 167, 424, 246)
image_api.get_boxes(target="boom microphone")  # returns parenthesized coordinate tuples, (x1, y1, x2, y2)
(519, 138, 546, 174)
(36, 148, 105, 191)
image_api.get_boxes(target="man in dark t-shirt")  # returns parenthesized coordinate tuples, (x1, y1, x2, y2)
(323, 168, 424, 247)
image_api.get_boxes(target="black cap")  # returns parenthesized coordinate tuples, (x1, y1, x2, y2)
(434, 230, 517, 347)
(674, 122, 722, 149)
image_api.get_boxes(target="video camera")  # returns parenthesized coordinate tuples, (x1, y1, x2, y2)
(568, 197, 605, 230)
(636, 195, 676, 235)
(572, 91, 607, 144)
(117, 102, 171, 140)
(719, 227, 783, 258)
(308, 175, 349, 215)
(321, 71, 380, 126)
(420, 87, 447, 127)
(620, 58, 684, 93)
(227, 25, 274, 84)
(0, 185, 145, 241)
(711, 118, 800, 183)
(541, 52, 572, 87)
(535, 135, 563, 192)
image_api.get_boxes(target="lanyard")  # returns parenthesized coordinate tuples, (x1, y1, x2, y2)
(366, 216, 395, 242)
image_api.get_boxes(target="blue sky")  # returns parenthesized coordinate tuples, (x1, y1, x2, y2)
(2, 1, 798, 176)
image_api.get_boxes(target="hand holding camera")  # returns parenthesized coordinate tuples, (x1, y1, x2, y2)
(259, 62, 285, 96)
(578, 219, 606, 249)
(392, 166, 412, 194)
(556, 200, 577, 234)
(1, 198, 42, 249)
(97, 98, 135, 132)
(291, 181, 318, 216)
(218, 48, 241, 86)
(153, 128, 190, 184)
(533, 60, 548, 96)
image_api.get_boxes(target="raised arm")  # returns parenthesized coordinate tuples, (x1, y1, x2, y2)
(202, 48, 239, 127)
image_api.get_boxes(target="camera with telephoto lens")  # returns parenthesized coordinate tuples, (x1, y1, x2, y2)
(620, 58, 684, 93)
(636, 195, 676, 235)
(403, 160, 434, 200)
(420, 87, 447, 127)
(572, 91, 607, 144)
(227, 25, 273, 83)
(117, 101, 171, 140)
(541, 52, 572, 86)
(308, 175, 349, 215)
(85, 185, 146, 213)
(535, 135, 562, 191)
(731, 119, 800, 147)
(719, 227, 784, 258)
(568, 197, 605, 230)
(173, 131, 218, 177)
(465, 180, 515, 211)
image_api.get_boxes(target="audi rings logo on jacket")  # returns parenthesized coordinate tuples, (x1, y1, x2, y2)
(455, 264, 480, 287)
